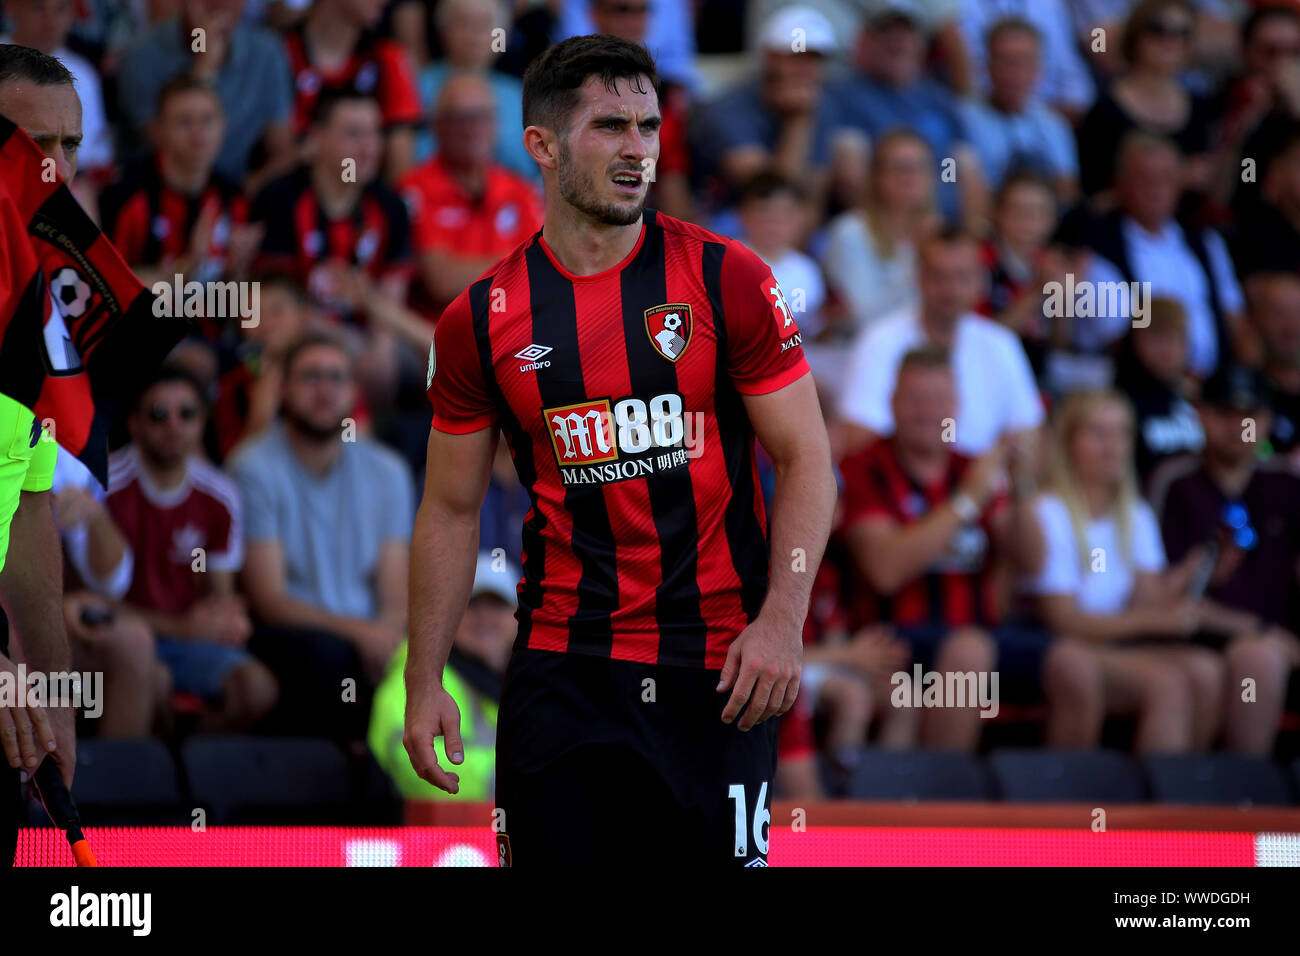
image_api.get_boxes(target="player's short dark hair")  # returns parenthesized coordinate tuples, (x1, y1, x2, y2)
(282, 331, 355, 378)
(311, 86, 380, 127)
(155, 73, 221, 117)
(897, 345, 952, 377)
(521, 33, 658, 134)
(0, 44, 74, 88)
(135, 364, 208, 413)
(737, 168, 804, 205)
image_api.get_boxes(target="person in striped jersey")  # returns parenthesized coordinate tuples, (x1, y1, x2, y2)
(405, 34, 837, 867)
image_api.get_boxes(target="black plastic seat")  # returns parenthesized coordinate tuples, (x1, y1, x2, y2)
(988, 748, 1147, 803)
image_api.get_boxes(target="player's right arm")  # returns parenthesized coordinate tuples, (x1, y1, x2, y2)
(403, 289, 500, 794)
(404, 424, 496, 794)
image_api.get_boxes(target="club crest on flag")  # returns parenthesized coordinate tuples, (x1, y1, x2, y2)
(644, 302, 692, 362)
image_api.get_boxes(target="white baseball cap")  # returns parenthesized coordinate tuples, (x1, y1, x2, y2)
(760, 5, 839, 55)
(472, 552, 520, 606)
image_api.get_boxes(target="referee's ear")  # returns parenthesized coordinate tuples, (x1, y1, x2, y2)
(523, 125, 558, 173)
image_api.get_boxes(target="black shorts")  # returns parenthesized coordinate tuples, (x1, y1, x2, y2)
(494, 647, 779, 867)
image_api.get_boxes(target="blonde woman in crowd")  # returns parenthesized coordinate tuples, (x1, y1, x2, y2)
(821, 129, 940, 337)
(1022, 390, 1224, 752)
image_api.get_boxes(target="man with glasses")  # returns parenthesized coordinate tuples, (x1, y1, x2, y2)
(228, 332, 415, 744)
(1150, 364, 1300, 755)
(106, 366, 278, 731)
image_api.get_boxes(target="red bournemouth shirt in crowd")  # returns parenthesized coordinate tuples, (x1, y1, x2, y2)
(428, 209, 809, 668)
(283, 25, 421, 134)
(106, 446, 243, 616)
(840, 438, 1006, 630)
(250, 165, 413, 312)
(399, 156, 543, 258)
(99, 154, 249, 282)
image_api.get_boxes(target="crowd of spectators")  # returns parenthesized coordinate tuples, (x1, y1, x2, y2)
(5, 0, 1300, 804)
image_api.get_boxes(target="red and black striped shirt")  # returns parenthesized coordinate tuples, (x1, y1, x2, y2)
(249, 165, 412, 315)
(428, 210, 809, 668)
(283, 25, 421, 135)
(841, 439, 1005, 630)
(99, 155, 249, 281)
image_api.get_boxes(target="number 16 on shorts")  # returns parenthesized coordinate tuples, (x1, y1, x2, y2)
(729, 782, 770, 860)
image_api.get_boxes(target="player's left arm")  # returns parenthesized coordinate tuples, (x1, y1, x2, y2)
(715, 244, 838, 729)
(719, 374, 837, 730)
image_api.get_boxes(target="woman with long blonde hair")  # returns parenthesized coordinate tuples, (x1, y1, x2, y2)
(821, 129, 940, 336)
(1023, 390, 1224, 752)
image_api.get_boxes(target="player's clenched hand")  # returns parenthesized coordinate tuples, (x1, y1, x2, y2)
(716, 617, 802, 731)
(403, 684, 464, 795)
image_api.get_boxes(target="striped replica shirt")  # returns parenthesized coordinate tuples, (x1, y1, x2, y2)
(428, 209, 809, 668)
(841, 438, 1006, 629)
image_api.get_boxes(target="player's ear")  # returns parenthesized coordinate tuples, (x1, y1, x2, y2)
(523, 125, 557, 172)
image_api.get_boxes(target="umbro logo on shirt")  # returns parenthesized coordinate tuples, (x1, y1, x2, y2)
(516, 343, 553, 372)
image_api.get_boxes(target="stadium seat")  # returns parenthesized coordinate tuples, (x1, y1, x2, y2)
(838, 749, 994, 801)
(988, 749, 1148, 803)
(26, 737, 187, 827)
(182, 736, 353, 826)
(1143, 755, 1296, 806)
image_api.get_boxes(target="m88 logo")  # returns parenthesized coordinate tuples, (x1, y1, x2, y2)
(545, 393, 686, 467)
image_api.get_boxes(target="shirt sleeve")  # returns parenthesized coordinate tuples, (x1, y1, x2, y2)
(699, 87, 764, 155)
(996, 326, 1046, 431)
(377, 42, 423, 128)
(840, 447, 893, 529)
(837, 321, 900, 434)
(1075, 255, 1134, 351)
(1157, 475, 1194, 564)
(428, 291, 499, 433)
(1132, 501, 1167, 573)
(1044, 109, 1080, 178)
(103, 191, 150, 268)
(229, 452, 280, 545)
(380, 189, 414, 275)
(1204, 229, 1245, 315)
(380, 450, 416, 542)
(1026, 495, 1081, 596)
(205, 476, 244, 572)
(719, 241, 810, 395)
(261, 31, 296, 126)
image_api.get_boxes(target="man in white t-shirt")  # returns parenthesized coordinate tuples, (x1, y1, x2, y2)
(838, 227, 1045, 458)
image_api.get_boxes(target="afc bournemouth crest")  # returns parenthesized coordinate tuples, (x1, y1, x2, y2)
(644, 302, 692, 362)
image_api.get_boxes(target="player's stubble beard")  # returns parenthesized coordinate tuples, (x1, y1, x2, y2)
(557, 137, 646, 227)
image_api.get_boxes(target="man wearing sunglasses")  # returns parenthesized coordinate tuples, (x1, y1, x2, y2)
(105, 366, 278, 732)
(1152, 363, 1300, 756)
